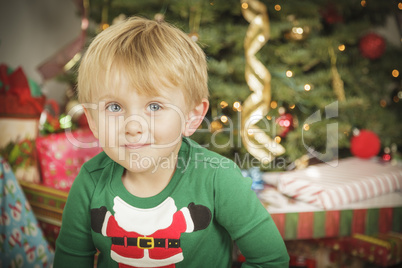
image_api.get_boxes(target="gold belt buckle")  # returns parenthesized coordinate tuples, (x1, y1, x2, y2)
(137, 237, 154, 249)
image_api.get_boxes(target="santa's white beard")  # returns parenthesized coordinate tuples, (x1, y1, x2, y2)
(113, 196, 177, 235)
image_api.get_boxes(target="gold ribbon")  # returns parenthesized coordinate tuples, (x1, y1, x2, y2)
(241, 0, 285, 164)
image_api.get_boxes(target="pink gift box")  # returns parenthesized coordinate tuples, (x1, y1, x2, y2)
(36, 129, 102, 191)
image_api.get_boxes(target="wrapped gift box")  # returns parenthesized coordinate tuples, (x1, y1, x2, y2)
(275, 157, 402, 209)
(19, 180, 68, 249)
(1, 158, 54, 266)
(36, 129, 102, 191)
(0, 118, 41, 183)
(0, 64, 45, 183)
(349, 232, 402, 267)
(258, 185, 402, 240)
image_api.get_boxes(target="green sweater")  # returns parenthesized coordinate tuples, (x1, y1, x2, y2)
(54, 138, 289, 267)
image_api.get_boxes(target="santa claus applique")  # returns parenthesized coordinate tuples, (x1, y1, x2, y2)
(91, 197, 211, 268)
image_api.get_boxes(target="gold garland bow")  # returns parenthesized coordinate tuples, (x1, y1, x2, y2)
(241, 0, 285, 164)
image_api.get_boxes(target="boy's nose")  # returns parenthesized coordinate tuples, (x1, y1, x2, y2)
(123, 115, 148, 136)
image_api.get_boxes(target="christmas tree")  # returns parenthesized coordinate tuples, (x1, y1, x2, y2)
(64, 0, 402, 170)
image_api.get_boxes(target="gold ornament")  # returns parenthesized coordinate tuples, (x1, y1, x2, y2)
(241, 0, 285, 164)
(329, 47, 345, 101)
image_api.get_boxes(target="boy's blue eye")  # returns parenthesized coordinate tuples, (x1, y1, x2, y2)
(148, 103, 161, 112)
(107, 103, 122, 112)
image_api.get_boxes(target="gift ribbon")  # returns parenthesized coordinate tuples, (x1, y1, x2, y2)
(313, 211, 326, 238)
(297, 212, 314, 239)
(271, 213, 286, 238)
(0, 65, 44, 114)
(392, 207, 402, 232)
(339, 210, 353, 236)
(325, 210, 340, 237)
(352, 209, 367, 234)
(366, 208, 380, 235)
(241, 167, 264, 190)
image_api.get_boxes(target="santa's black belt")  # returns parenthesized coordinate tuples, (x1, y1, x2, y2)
(111, 237, 180, 249)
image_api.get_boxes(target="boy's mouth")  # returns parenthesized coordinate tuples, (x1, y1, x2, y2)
(123, 143, 151, 149)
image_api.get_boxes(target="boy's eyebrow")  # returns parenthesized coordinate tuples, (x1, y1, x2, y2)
(97, 93, 118, 101)
(97, 92, 173, 102)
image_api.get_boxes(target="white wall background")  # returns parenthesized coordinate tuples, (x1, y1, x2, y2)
(0, 0, 81, 103)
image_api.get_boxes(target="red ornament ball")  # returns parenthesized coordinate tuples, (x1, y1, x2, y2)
(320, 4, 343, 25)
(381, 153, 392, 162)
(359, 33, 386, 60)
(276, 113, 294, 137)
(350, 130, 381, 158)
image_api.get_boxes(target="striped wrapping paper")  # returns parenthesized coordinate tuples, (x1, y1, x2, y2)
(276, 157, 402, 209)
(270, 206, 402, 240)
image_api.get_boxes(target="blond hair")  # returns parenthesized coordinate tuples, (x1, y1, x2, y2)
(78, 17, 208, 108)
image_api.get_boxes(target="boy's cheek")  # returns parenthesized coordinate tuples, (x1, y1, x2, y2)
(83, 109, 100, 139)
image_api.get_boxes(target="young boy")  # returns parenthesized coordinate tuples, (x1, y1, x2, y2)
(54, 17, 289, 267)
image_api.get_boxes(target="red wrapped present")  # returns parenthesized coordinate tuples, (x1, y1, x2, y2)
(36, 129, 102, 191)
(350, 232, 402, 267)
(286, 239, 367, 268)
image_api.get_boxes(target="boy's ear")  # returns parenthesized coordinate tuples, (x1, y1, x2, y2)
(183, 98, 209, 137)
(83, 107, 99, 139)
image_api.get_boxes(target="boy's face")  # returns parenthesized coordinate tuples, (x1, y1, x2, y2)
(84, 76, 195, 175)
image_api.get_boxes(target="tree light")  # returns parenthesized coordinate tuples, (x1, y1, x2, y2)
(60, 115, 72, 129)
(233, 101, 242, 111)
(274, 5, 281, 11)
(220, 115, 228, 123)
(292, 27, 304, 35)
(392, 69, 399, 78)
(286, 70, 293, 77)
(102, 23, 110, 30)
(220, 101, 228, 108)
(304, 84, 311, 91)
